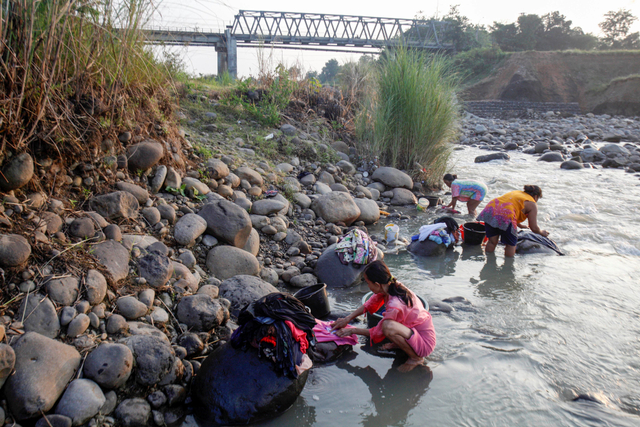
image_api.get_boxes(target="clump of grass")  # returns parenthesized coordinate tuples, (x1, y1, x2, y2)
(356, 48, 461, 187)
(0, 0, 177, 162)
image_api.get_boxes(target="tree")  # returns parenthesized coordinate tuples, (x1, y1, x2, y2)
(319, 59, 341, 85)
(599, 9, 639, 49)
(305, 70, 319, 80)
(490, 22, 519, 51)
(538, 11, 573, 50)
(514, 14, 543, 51)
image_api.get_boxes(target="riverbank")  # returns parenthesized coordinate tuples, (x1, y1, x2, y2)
(0, 96, 638, 425)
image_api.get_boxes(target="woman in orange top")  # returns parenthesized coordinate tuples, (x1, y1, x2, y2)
(475, 185, 549, 257)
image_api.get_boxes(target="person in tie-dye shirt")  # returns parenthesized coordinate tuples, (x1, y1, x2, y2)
(443, 174, 488, 216)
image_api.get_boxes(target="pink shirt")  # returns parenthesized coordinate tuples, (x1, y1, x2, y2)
(364, 290, 436, 356)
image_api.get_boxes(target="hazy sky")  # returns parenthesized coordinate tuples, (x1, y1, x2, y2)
(151, 0, 640, 77)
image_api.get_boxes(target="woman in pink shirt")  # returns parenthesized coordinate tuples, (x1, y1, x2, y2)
(331, 260, 436, 372)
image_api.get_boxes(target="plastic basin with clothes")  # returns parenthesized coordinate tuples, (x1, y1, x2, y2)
(362, 291, 428, 329)
(294, 283, 331, 318)
(462, 222, 486, 245)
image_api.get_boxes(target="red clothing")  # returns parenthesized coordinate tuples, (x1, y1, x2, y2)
(364, 290, 436, 357)
(285, 320, 309, 354)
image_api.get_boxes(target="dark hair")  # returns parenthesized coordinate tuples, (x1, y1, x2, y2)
(523, 185, 542, 199)
(443, 173, 457, 182)
(363, 260, 413, 307)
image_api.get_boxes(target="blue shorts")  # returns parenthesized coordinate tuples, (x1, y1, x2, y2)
(484, 223, 517, 246)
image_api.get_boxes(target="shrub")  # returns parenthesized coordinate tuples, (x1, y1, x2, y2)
(356, 48, 461, 187)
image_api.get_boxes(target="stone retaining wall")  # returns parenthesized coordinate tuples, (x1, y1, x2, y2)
(463, 100, 582, 119)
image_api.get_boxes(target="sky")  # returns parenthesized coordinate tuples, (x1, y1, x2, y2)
(150, 0, 640, 78)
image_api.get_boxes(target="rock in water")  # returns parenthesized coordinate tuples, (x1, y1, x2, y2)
(192, 343, 308, 425)
(315, 243, 384, 288)
(407, 240, 448, 257)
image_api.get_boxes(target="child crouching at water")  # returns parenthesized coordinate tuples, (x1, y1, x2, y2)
(331, 260, 436, 372)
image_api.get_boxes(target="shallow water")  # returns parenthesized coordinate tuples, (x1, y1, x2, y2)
(194, 146, 640, 426)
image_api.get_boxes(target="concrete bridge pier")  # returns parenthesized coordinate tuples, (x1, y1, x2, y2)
(216, 27, 237, 79)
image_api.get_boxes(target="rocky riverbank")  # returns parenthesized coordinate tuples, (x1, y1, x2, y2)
(0, 101, 638, 426)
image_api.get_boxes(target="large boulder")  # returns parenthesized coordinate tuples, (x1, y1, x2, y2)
(579, 148, 605, 163)
(311, 192, 360, 226)
(315, 243, 384, 288)
(538, 152, 564, 162)
(176, 294, 226, 331)
(192, 344, 309, 426)
(474, 152, 510, 163)
(124, 335, 175, 386)
(390, 188, 417, 206)
(126, 141, 164, 172)
(0, 153, 34, 191)
(198, 200, 252, 248)
(5, 333, 81, 421)
(89, 191, 139, 220)
(218, 275, 278, 316)
(206, 246, 260, 281)
(234, 167, 263, 187)
(18, 294, 60, 338)
(371, 167, 413, 189)
(83, 343, 133, 389)
(354, 198, 380, 224)
(54, 379, 105, 426)
(0, 234, 31, 267)
(407, 240, 448, 257)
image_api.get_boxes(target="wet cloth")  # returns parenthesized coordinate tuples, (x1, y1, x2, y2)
(335, 229, 378, 266)
(451, 179, 488, 202)
(417, 223, 447, 242)
(476, 191, 535, 240)
(231, 293, 317, 378)
(313, 319, 359, 346)
(517, 230, 564, 255)
(363, 289, 436, 358)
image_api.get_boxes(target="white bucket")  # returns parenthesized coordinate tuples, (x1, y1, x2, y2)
(384, 223, 400, 243)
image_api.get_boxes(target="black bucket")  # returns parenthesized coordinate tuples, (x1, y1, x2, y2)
(362, 292, 428, 328)
(425, 195, 440, 207)
(294, 283, 331, 318)
(463, 222, 486, 245)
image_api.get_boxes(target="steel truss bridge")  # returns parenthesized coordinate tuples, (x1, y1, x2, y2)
(142, 10, 453, 77)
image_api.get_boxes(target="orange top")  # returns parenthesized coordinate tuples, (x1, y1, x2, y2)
(495, 191, 535, 223)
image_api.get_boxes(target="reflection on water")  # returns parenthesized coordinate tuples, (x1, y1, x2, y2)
(473, 254, 522, 299)
(410, 249, 459, 278)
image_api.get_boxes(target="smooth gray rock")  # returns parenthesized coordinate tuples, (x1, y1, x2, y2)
(219, 275, 278, 316)
(5, 332, 81, 421)
(315, 244, 384, 288)
(45, 276, 79, 306)
(336, 160, 355, 175)
(85, 269, 107, 305)
(205, 159, 230, 179)
(579, 148, 605, 163)
(0, 234, 31, 267)
(390, 188, 417, 206)
(259, 268, 279, 286)
(66, 313, 90, 338)
(137, 252, 173, 288)
(561, 160, 584, 170)
(40, 212, 63, 235)
(176, 294, 226, 331)
(91, 240, 130, 282)
(234, 167, 263, 186)
(182, 177, 210, 197)
(407, 240, 448, 257)
(289, 273, 318, 288)
(35, 414, 72, 427)
(68, 217, 95, 239)
(138, 289, 155, 308)
(141, 207, 161, 225)
(371, 166, 413, 189)
(474, 152, 510, 163)
(115, 398, 151, 427)
(18, 294, 60, 338)
(83, 343, 133, 389)
(198, 199, 252, 248)
(206, 245, 260, 280)
(192, 343, 308, 425)
(313, 182, 332, 194)
(60, 307, 77, 326)
(149, 165, 167, 193)
(126, 141, 164, 172)
(538, 152, 564, 162)
(293, 193, 311, 208)
(354, 198, 380, 224)
(124, 335, 175, 386)
(157, 204, 176, 224)
(0, 152, 33, 191)
(251, 199, 285, 215)
(0, 344, 15, 389)
(164, 166, 182, 190)
(116, 182, 149, 204)
(534, 142, 549, 153)
(89, 191, 139, 220)
(106, 314, 129, 335)
(311, 192, 360, 226)
(117, 296, 148, 320)
(174, 213, 207, 247)
(243, 228, 260, 257)
(330, 183, 349, 192)
(55, 379, 105, 426)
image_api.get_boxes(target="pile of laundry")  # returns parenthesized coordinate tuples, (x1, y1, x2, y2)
(412, 216, 459, 247)
(231, 293, 318, 378)
(334, 229, 378, 266)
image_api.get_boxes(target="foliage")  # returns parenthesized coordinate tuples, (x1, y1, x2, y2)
(599, 9, 640, 49)
(224, 64, 296, 127)
(453, 46, 509, 83)
(319, 59, 341, 85)
(356, 48, 460, 187)
(0, 0, 178, 158)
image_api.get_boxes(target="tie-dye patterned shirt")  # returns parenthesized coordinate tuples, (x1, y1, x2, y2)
(476, 190, 535, 237)
(451, 179, 488, 202)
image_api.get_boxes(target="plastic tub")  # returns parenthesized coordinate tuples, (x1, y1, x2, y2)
(425, 195, 440, 207)
(294, 283, 331, 318)
(463, 222, 486, 245)
(362, 291, 428, 328)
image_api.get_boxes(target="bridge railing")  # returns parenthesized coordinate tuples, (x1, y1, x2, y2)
(231, 10, 452, 49)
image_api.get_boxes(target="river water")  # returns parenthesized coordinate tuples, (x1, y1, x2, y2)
(187, 146, 640, 427)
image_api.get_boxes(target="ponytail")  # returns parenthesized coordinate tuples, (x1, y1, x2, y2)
(364, 260, 413, 307)
(523, 185, 542, 199)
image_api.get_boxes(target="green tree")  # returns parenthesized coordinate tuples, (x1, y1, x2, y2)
(306, 70, 319, 80)
(490, 22, 519, 51)
(599, 9, 639, 49)
(537, 11, 573, 50)
(319, 59, 341, 85)
(514, 14, 543, 51)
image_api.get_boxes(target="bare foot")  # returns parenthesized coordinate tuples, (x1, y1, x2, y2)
(398, 358, 424, 373)
(379, 342, 399, 351)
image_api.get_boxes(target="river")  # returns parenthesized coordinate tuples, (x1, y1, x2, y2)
(195, 146, 640, 426)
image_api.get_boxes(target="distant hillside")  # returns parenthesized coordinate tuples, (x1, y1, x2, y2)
(460, 51, 640, 116)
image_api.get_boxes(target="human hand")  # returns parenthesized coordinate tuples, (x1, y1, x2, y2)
(335, 328, 355, 337)
(330, 318, 348, 331)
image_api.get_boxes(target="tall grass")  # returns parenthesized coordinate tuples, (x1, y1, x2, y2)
(0, 0, 175, 159)
(356, 48, 461, 187)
